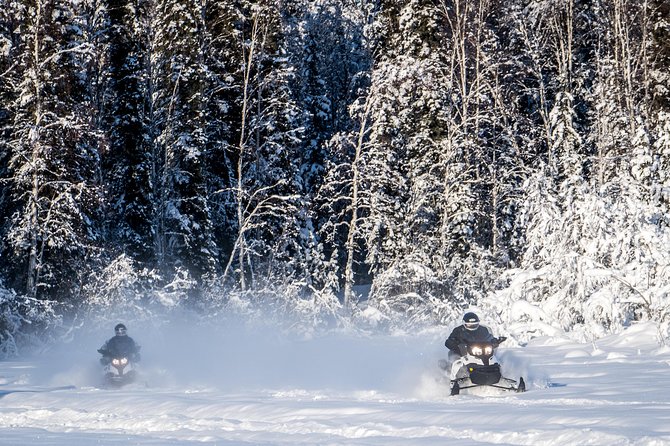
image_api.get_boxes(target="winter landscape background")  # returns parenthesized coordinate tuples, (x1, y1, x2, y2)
(2, 0, 670, 443)
(1, 2, 670, 442)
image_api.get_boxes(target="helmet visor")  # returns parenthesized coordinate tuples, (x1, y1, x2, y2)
(464, 321, 479, 331)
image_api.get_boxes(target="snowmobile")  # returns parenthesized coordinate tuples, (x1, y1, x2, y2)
(439, 337, 525, 396)
(98, 349, 138, 387)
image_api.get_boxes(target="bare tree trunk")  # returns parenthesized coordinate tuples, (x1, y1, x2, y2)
(613, 0, 651, 130)
(26, 0, 44, 298)
(148, 37, 165, 268)
(221, 10, 265, 290)
(343, 98, 372, 308)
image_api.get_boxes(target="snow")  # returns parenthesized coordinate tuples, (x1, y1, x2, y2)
(2, 322, 670, 445)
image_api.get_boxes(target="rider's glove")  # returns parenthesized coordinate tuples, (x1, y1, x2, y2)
(458, 343, 468, 356)
(494, 336, 507, 347)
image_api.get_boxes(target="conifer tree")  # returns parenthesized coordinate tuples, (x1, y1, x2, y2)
(360, 0, 507, 312)
(151, 0, 218, 285)
(285, 0, 370, 194)
(100, 0, 154, 265)
(282, 0, 372, 303)
(0, 6, 18, 242)
(5, 0, 102, 300)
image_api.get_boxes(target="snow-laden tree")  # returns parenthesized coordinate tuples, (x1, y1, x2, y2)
(0, 278, 60, 357)
(0, 5, 19, 242)
(363, 0, 452, 287)
(483, 170, 670, 342)
(233, 38, 303, 289)
(277, 0, 373, 308)
(78, 253, 199, 328)
(317, 95, 374, 308)
(5, 0, 103, 301)
(347, 0, 525, 327)
(430, 0, 526, 286)
(218, 1, 307, 293)
(481, 0, 670, 342)
(150, 0, 218, 287)
(325, 0, 475, 322)
(99, 0, 154, 266)
(646, 0, 670, 219)
(201, 0, 244, 270)
(283, 0, 371, 195)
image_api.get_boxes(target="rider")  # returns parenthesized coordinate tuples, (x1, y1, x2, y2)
(445, 312, 500, 360)
(98, 323, 141, 364)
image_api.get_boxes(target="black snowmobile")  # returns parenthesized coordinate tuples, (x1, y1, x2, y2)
(98, 347, 139, 387)
(439, 337, 525, 396)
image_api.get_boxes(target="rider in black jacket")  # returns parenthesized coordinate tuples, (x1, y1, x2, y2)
(98, 323, 141, 364)
(445, 312, 499, 358)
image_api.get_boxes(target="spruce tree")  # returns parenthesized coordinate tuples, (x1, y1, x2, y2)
(100, 0, 154, 266)
(151, 0, 218, 286)
(5, 0, 102, 300)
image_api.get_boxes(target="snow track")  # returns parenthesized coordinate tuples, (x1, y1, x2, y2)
(1, 323, 670, 445)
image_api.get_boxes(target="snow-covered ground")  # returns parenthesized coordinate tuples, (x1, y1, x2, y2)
(1, 321, 670, 445)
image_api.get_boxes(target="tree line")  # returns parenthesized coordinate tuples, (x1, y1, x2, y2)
(1, 0, 669, 348)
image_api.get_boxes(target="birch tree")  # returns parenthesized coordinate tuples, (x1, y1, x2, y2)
(201, 0, 244, 271)
(221, 1, 303, 291)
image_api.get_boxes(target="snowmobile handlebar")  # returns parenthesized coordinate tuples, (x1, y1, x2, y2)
(460, 337, 507, 353)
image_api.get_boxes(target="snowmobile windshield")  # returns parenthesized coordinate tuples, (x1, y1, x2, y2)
(463, 327, 493, 344)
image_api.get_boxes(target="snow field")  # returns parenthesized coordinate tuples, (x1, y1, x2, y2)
(1, 322, 669, 445)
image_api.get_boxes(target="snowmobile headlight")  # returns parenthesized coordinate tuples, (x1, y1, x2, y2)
(484, 346, 493, 355)
(120, 357, 128, 365)
(471, 346, 483, 356)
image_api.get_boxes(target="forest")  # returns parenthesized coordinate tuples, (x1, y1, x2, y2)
(1, 0, 669, 355)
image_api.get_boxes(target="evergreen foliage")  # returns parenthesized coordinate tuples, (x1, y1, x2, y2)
(150, 0, 217, 286)
(99, 0, 155, 266)
(4, 0, 102, 302)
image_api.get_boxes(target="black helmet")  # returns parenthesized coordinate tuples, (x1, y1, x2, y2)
(463, 312, 480, 331)
(114, 323, 127, 335)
